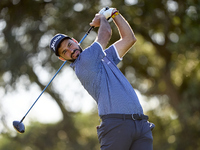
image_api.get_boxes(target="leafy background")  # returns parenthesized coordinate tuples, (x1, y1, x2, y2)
(0, 0, 200, 149)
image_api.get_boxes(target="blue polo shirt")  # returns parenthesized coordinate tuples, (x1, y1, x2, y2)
(70, 42, 143, 116)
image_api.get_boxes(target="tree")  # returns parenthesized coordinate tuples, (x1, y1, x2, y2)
(0, 0, 200, 149)
(114, 0, 200, 149)
(0, 0, 99, 148)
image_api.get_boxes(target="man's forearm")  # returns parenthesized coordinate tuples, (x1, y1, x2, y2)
(113, 13, 136, 43)
(97, 16, 112, 49)
(112, 11, 136, 57)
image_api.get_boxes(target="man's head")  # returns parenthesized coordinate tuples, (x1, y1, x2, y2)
(50, 34, 82, 62)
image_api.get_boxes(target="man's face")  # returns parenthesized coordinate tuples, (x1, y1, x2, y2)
(58, 39, 82, 62)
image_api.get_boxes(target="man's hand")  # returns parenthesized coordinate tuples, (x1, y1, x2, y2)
(89, 9, 112, 49)
(89, 14, 105, 27)
(99, 7, 116, 22)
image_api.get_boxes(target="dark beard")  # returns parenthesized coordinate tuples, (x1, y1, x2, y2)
(68, 46, 83, 63)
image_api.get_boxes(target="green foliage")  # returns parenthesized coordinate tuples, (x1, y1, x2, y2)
(0, 0, 200, 149)
(0, 112, 100, 150)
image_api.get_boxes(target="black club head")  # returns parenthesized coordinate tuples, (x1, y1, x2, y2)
(13, 121, 25, 133)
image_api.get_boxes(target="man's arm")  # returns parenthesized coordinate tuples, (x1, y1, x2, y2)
(90, 14, 112, 49)
(112, 11, 137, 58)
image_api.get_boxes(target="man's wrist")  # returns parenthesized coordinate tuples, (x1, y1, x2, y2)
(111, 10, 119, 19)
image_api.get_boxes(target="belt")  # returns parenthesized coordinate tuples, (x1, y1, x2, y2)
(100, 114, 149, 121)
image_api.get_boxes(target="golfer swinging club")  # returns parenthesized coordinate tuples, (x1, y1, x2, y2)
(50, 7, 155, 150)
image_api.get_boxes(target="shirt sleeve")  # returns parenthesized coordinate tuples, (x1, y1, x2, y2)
(83, 41, 106, 60)
(105, 44, 122, 65)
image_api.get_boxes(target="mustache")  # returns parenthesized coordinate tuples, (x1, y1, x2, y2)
(71, 49, 79, 58)
(71, 46, 83, 58)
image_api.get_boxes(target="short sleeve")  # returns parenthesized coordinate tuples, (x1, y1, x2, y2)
(105, 45, 122, 65)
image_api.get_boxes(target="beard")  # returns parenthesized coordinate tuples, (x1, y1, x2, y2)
(68, 46, 83, 63)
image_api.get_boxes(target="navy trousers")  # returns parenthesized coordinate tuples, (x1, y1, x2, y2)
(97, 117, 155, 150)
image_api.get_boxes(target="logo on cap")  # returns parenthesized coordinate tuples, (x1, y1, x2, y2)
(51, 35, 62, 52)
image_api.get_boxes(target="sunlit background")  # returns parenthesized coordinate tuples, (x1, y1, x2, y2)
(0, 0, 200, 149)
(1, 60, 161, 133)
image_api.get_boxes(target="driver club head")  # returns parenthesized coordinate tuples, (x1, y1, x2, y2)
(13, 121, 25, 133)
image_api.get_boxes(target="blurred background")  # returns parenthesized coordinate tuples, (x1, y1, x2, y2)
(0, 0, 200, 149)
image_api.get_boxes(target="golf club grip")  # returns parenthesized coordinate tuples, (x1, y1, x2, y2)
(79, 7, 110, 44)
(87, 26, 94, 34)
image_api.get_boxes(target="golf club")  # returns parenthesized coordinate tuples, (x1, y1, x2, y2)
(13, 6, 110, 134)
(13, 25, 94, 134)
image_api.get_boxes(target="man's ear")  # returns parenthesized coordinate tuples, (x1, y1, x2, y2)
(58, 57, 66, 61)
(72, 38, 79, 44)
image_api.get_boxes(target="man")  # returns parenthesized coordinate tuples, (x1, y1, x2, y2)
(50, 7, 155, 150)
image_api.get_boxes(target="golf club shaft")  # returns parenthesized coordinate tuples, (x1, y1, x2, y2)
(79, 26, 94, 44)
(20, 26, 94, 123)
(20, 61, 67, 122)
